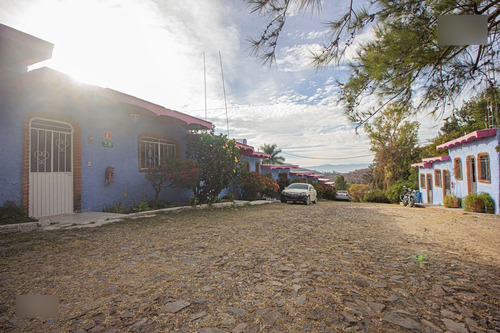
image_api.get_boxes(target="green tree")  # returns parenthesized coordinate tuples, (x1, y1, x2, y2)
(246, 0, 499, 126)
(364, 103, 420, 190)
(186, 132, 241, 204)
(420, 87, 500, 158)
(260, 143, 286, 164)
(334, 175, 348, 191)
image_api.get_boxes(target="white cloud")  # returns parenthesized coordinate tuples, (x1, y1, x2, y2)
(276, 43, 323, 72)
(0, 0, 448, 169)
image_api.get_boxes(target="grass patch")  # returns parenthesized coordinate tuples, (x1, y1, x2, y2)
(0, 201, 37, 225)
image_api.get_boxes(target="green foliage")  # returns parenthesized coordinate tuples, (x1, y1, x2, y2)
(312, 183, 325, 199)
(348, 184, 369, 202)
(186, 132, 241, 204)
(364, 104, 420, 190)
(145, 157, 199, 203)
(0, 201, 37, 225)
(463, 193, 495, 213)
(237, 171, 279, 200)
(420, 88, 500, 158)
(277, 176, 291, 194)
(322, 186, 336, 201)
(247, 1, 499, 126)
(260, 143, 285, 165)
(291, 178, 306, 183)
(334, 175, 348, 190)
(102, 200, 127, 214)
(312, 183, 336, 200)
(386, 180, 416, 204)
(363, 190, 391, 203)
(478, 193, 495, 214)
(443, 195, 461, 209)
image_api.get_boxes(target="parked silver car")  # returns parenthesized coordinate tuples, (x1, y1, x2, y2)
(280, 183, 317, 205)
(335, 190, 351, 201)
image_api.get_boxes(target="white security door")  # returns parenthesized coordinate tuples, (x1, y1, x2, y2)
(29, 118, 73, 218)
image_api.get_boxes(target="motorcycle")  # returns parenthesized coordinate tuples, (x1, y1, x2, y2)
(400, 186, 416, 207)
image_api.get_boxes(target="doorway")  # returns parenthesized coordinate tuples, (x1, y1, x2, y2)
(443, 169, 451, 200)
(426, 173, 433, 204)
(29, 118, 74, 217)
(466, 156, 477, 195)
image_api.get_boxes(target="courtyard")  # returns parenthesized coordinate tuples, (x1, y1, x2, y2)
(0, 201, 499, 332)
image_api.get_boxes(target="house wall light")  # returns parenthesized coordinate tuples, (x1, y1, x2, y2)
(129, 113, 140, 124)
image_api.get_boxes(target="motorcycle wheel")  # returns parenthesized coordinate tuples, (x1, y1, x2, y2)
(409, 197, 415, 207)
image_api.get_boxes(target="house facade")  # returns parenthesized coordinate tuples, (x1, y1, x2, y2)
(235, 141, 270, 174)
(0, 24, 211, 217)
(412, 128, 499, 213)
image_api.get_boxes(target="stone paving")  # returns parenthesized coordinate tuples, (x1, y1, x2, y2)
(0, 201, 499, 332)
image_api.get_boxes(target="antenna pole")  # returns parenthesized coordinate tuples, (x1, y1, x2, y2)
(203, 51, 207, 121)
(219, 51, 230, 137)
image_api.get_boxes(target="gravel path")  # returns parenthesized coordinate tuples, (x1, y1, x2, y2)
(1, 201, 499, 332)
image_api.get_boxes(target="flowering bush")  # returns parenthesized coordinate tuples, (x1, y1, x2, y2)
(186, 131, 241, 204)
(238, 171, 279, 200)
(145, 158, 199, 203)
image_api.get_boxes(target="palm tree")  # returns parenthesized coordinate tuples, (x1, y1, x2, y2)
(260, 143, 285, 165)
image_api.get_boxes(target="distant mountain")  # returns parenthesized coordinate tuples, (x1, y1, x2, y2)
(305, 163, 370, 174)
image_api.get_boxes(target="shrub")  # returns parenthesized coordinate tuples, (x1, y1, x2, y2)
(478, 192, 495, 214)
(348, 184, 369, 202)
(444, 195, 461, 208)
(145, 157, 199, 203)
(277, 177, 291, 194)
(323, 186, 336, 200)
(363, 190, 391, 203)
(238, 171, 279, 200)
(0, 201, 37, 225)
(312, 183, 325, 199)
(463, 193, 484, 213)
(187, 132, 241, 204)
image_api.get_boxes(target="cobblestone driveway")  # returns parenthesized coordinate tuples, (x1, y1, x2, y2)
(1, 201, 499, 332)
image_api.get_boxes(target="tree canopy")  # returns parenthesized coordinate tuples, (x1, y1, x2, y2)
(260, 143, 286, 164)
(246, 0, 499, 127)
(420, 86, 500, 158)
(364, 103, 420, 190)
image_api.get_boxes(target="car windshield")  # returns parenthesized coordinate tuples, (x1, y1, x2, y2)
(288, 184, 309, 190)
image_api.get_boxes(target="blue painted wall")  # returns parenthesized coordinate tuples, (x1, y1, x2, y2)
(0, 95, 25, 206)
(416, 130, 500, 213)
(0, 70, 193, 213)
(79, 104, 191, 211)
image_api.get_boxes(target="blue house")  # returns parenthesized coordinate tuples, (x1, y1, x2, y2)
(412, 128, 499, 213)
(0, 24, 211, 218)
(235, 140, 270, 174)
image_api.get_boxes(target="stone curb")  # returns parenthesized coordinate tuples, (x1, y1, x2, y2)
(0, 199, 278, 234)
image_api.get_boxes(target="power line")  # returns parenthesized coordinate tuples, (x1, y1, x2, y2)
(281, 151, 375, 160)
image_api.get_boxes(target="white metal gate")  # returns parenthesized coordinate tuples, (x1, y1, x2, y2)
(29, 118, 73, 218)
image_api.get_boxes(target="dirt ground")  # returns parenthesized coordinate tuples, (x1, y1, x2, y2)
(0, 201, 499, 332)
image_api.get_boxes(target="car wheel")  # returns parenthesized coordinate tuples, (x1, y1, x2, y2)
(280, 197, 287, 203)
(313, 197, 317, 204)
(305, 196, 311, 205)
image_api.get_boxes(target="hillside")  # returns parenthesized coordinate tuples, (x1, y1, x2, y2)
(316, 168, 370, 185)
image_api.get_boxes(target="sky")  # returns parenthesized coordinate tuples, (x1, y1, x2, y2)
(0, 0, 453, 171)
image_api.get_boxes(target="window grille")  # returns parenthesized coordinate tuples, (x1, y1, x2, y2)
(478, 153, 491, 183)
(139, 137, 176, 169)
